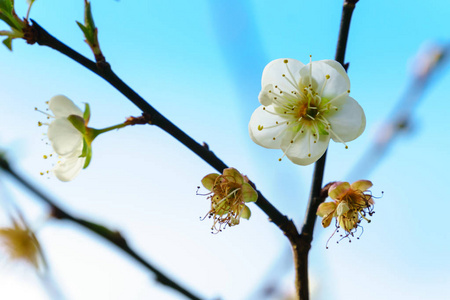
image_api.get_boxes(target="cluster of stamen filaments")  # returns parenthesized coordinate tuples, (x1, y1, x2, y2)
(336, 190, 375, 235)
(35, 103, 59, 177)
(202, 176, 246, 233)
(257, 59, 350, 159)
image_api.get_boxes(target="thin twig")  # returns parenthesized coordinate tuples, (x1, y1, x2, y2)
(347, 43, 449, 181)
(0, 156, 203, 300)
(26, 20, 293, 233)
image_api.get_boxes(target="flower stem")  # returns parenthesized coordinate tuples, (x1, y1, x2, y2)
(93, 123, 128, 135)
(0, 156, 204, 300)
(293, 1, 359, 300)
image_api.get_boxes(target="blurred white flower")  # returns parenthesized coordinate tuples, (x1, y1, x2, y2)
(249, 58, 366, 165)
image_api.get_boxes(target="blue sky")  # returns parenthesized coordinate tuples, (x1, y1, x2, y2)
(0, 0, 449, 299)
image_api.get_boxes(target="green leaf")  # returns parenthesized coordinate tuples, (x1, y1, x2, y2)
(0, 0, 13, 15)
(84, 0, 95, 31)
(76, 21, 93, 42)
(2, 36, 12, 50)
(0, 13, 17, 29)
(77, 1, 97, 46)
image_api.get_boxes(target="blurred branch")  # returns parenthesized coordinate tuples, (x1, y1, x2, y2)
(0, 156, 204, 300)
(347, 42, 449, 180)
(22, 2, 358, 299)
(249, 37, 450, 300)
(25, 20, 296, 238)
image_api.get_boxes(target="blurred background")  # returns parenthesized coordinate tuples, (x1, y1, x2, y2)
(0, 0, 449, 299)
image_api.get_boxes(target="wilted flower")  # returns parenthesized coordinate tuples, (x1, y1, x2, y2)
(249, 58, 366, 165)
(200, 168, 257, 233)
(317, 180, 374, 234)
(0, 218, 46, 271)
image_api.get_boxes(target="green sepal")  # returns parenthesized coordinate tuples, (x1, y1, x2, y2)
(83, 102, 91, 123)
(83, 143, 92, 169)
(2, 36, 12, 50)
(67, 115, 86, 135)
(241, 182, 258, 203)
(80, 139, 88, 158)
(223, 167, 244, 184)
(79, 139, 92, 169)
(240, 205, 251, 220)
(201, 173, 219, 191)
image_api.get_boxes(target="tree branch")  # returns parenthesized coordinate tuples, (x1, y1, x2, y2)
(0, 156, 203, 300)
(26, 19, 293, 233)
(293, 1, 360, 299)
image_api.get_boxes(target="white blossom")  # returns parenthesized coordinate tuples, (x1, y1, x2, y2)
(249, 58, 366, 165)
(46, 95, 87, 181)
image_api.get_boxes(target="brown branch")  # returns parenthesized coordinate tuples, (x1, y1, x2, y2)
(0, 156, 203, 300)
(25, 19, 294, 234)
(291, 1, 359, 299)
(21, 5, 361, 297)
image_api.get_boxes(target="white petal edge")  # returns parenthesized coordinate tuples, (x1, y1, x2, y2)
(258, 84, 274, 106)
(49, 95, 83, 118)
(261, 58, 305, 95)
(299, 60, 350, 100)
(53, 149, 86, 182)
(326, 96, 366, 143)
(280, 130, 330, 165)
(249, 105, 288, 149)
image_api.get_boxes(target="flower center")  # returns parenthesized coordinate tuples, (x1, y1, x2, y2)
(202, 177, 246, 233)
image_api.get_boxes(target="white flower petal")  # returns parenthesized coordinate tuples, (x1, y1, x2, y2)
(299, 60, 350, 99)
(53, 154, 86, 182)
(258, 84, 274, 106)
(249, 106, 288, 149)
(250, 58, 365, 166)
(47, 118, 83, 156)
(327, 96, 366, 142)
(280, 130, 330, 165)
(48, 95, 83, 118)
(261, 58, 305, 94)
